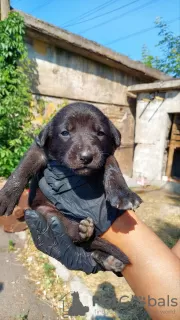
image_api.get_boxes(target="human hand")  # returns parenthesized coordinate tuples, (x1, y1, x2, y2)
(24, 209, 103, 274)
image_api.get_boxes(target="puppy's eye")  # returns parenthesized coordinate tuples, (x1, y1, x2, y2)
(97, 131, 105, 137)
(61, 131, 69, 137)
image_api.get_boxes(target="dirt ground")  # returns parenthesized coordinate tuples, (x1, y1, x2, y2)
(72, 188, 180, 320)
(0, 228, 58, 320)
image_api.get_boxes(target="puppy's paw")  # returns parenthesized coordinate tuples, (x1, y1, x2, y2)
(0, 189, 18, 216)
(92, 251, 126, 273)
(107, 189, 142, 211)
(103, 255, 125, 273)
(79, 217, 94, 241)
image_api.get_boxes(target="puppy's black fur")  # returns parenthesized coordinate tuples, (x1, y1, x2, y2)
(0, 102, 142, 273)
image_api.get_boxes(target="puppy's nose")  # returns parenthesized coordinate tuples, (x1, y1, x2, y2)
(79, 151, 93, 164)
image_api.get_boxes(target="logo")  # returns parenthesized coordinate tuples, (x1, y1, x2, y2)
(60, 291, 89, 319)
(59, 292, 178, 319)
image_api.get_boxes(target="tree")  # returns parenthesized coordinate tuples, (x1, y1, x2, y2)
(142, 18, 180, 77)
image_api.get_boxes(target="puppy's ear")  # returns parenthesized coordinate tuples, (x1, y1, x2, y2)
(108, 120, 121, 148)
(35, 122, 51, 147)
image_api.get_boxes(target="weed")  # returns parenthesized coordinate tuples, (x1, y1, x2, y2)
(8, 240, 15, 252)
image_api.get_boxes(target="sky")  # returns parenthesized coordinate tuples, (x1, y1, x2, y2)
(12, 0, 180, 61)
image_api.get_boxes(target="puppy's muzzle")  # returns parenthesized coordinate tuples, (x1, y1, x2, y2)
(79, 150, 93, 165)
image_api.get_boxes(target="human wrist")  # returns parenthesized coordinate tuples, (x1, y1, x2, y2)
(101, 210, 138, 248)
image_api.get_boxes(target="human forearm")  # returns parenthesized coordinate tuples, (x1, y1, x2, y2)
(101, 210, 180, 320)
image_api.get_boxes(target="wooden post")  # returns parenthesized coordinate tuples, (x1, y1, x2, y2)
(0, 0, 10, 20)
(166, 114, 180, 179)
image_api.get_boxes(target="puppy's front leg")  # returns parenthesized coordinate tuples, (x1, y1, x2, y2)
(104, 155, 142, 210)
(0, 143, 47, 216)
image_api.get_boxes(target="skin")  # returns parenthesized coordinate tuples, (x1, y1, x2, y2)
(172, 240, 180, 259)
(101, 211, 180, 320)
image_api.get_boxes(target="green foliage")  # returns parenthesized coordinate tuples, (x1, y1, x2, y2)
(142, 18, 180, 77)
(0, 12, 68, 178)
(142, 45, 158, 68)
(43, 262, 56, 288)
(35, 97, 46, 115)
(14, 311, 29, 320)
(43, 262, 55, 275)
(8, 239, 16, 252)
(0, 12, 34, 177)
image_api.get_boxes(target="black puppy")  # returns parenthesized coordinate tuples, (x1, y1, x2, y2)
(0, 102, 142, 273)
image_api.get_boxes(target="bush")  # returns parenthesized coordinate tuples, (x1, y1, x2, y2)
(0, 12, 34, 177)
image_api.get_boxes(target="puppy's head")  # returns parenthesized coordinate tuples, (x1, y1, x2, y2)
(36, 102, 121, 175)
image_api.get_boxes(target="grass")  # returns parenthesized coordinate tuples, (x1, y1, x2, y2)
(43, 262, 55, 275)
(8, 240, 16, 252)
(14, 311, 29, 320)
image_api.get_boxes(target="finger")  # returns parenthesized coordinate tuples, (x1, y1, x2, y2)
(0, 203, 6, 216)
(24, 209, 40, 239)
(25, 209, 55, 256)
(48, 216, 65, 235)
(49, 216, 72, 245)
(4, 205, 15, 216)
(25, 209, 48, 233)
(49, 216, 103, 274)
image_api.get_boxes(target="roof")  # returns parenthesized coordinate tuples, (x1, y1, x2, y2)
(17, 10, 171, 83)
(128, 79, 180, 93)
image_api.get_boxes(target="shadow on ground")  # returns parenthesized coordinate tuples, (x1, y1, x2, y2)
(0, 282, 4, 292)
(93, 282, 150, 320)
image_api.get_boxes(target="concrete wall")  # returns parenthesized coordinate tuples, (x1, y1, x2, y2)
(26, 37, 139, 176)
(27, 38, 140, 106)
(133, 90, 180, 181)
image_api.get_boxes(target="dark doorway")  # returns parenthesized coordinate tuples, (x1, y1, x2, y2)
(171, 148, 180, 179)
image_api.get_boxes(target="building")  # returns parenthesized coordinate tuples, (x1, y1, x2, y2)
(3, 3, 179, 184)
(19, 10, 175, 182)
(128, 80, 180, 184)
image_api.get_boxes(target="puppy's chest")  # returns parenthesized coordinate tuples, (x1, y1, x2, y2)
(30, 163, 119, 235)
(39, 164, 105, 217)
